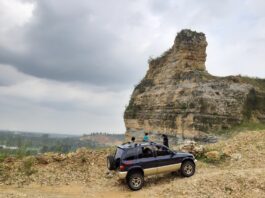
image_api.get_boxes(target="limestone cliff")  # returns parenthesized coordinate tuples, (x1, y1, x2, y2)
(124, 29, 265, 141)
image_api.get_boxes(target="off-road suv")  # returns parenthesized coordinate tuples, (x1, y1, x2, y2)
(107, 142, 196, 190)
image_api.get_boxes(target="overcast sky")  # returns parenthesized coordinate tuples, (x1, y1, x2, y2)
(0, 0, 265, 134)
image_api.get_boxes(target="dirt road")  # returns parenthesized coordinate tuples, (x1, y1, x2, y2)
(1, 167, 265, 198)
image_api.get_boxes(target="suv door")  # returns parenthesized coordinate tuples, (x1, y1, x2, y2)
(153, 145, 179, 174)
(137, 146, 158, 176)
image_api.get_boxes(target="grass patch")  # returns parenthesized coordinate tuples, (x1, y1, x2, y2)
(197, 153, 228, 165)
(0, 163, 4, 177)
(19, 157, 37, 176)
(195, 147, 229, 165)
(148, 47, 172, 66)
(0, 163, 9, 182)
(216, 122, 265, 137)
(0, 153, 7, 162)
(134, 79, 154, 94)
(240, 76, 265, 92)
(179, 102, 188, 110)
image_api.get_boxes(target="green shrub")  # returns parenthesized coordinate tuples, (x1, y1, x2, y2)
(81, 156, 87, 163)
(201, 154, 227, 164)
(180, 103, 188, 110)
(216, 122, 265, 137)
(19, 157, 37, 176)
(0, 163, 4, 177)
(0, 153, 7, 162)
(135, 79, 154, 94)
(243, 88, 257, 119)
(0, 163, 9, 181)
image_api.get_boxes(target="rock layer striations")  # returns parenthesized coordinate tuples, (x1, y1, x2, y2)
(124, 29, 265, 140)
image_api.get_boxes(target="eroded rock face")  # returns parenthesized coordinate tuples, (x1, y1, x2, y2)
(124, 29, 265, 141)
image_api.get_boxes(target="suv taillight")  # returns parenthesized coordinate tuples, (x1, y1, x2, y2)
(119, 165, 125, 171)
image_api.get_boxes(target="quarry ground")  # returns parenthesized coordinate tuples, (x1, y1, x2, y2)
(1, 130, 265, 198)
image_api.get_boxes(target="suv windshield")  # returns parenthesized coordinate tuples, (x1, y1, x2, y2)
(115, 148, 124, 159)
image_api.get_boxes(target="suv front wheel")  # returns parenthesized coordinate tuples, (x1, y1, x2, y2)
(181, 160, 195, 177)
(127, 172, 144, 191)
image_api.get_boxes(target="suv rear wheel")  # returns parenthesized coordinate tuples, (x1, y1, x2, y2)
(181, 160, 195, 177)
(127, 172, 144, 191)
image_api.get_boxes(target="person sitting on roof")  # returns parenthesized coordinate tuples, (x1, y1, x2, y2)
(143, 133, 149, 142)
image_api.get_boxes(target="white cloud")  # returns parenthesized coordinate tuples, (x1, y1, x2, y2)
(0, 0, 34, 51)
(0, 0, 34, 28)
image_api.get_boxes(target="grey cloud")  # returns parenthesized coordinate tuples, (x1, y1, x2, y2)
(0, 64, 28, 86)
(0, 0, 151, 89)
(1, 0, 265, 90)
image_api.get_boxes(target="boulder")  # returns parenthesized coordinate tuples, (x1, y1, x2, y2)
(231, 153, 242, 161)
(52, 154, 67, 162)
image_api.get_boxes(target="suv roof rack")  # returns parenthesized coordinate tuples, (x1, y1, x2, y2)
(119, 141, 158, 149)
(122, 142, 131, 145)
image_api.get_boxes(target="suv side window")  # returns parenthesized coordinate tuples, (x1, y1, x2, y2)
(154, 145, 172, 156)
(124, 148, 137, 161)
(138, 146, 154, 158)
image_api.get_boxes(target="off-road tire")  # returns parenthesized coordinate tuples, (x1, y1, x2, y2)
(180, 160, 195, 177)
(107, 155, 115, 170)
(127, 172, 144, 191)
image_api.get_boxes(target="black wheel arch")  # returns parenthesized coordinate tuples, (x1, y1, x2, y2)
(126, 166, 144, 179)
(181, 157, 196, 165)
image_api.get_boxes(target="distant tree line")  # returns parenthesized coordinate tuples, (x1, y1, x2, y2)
(0, 131, 108, 157)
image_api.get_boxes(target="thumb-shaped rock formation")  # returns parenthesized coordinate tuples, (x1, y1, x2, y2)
(124, 29, 265, 142)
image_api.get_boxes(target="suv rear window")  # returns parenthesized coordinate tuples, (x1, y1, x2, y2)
(115, 148, 124, 159)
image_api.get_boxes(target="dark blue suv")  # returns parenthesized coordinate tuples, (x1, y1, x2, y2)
(107, 142, 196, 190)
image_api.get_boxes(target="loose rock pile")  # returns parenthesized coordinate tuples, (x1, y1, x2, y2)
(0, 147, 118, 188)
(179, 141, 205, 157)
